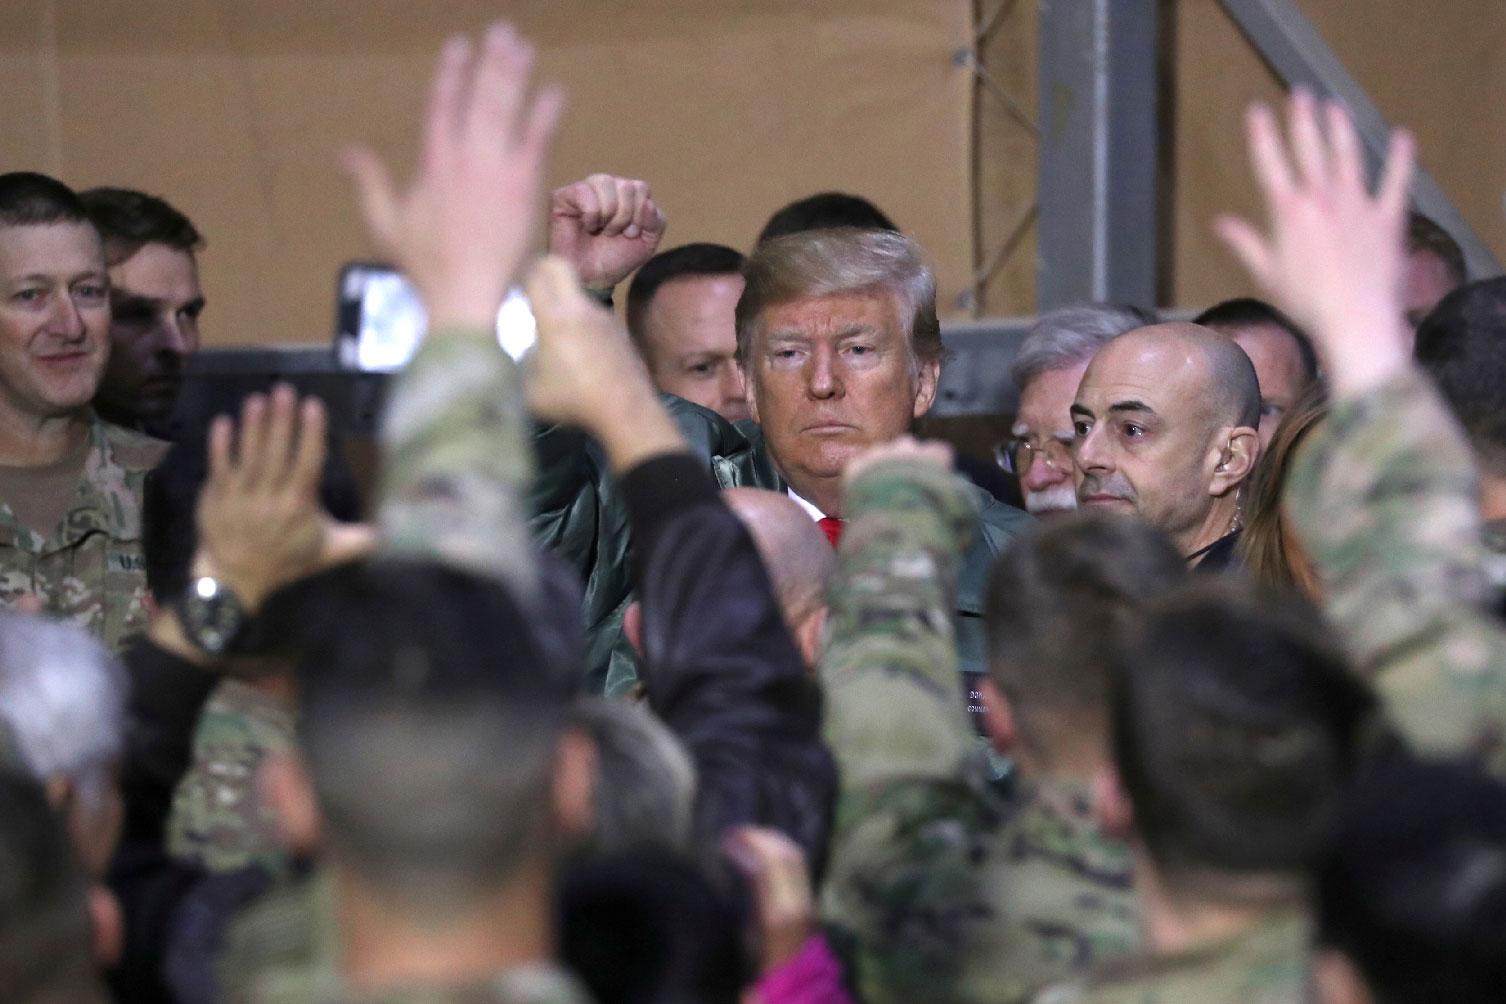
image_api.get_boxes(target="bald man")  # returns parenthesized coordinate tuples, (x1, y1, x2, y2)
(722, 487, 833, 666)
(1070, 323, 1261, 570)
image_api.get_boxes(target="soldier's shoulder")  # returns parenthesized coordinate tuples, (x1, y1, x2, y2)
(1063, 911, 1311, 1004)
(219, 870, 339, 1001)
(99, 420, 170, 472)
(197, 680, 296, 743)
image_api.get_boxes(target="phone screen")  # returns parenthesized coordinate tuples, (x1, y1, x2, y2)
(336, 263, 536, 371)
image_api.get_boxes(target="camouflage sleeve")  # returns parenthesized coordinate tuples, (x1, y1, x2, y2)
(818, 459, 1000, 1004)
(1285, 369, 1506, 773)
(377, 326, 537, 598)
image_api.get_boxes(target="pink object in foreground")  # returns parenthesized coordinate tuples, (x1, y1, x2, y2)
(754, 933, 856, 1004)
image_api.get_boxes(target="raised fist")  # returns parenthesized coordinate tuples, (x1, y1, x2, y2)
(548, 173, 667, 292)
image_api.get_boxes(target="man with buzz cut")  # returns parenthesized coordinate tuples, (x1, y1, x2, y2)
(80, 187, 206, 439)
(0, 172, 166, 651)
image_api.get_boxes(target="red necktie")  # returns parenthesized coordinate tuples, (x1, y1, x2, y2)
(817, 516, 845, 548)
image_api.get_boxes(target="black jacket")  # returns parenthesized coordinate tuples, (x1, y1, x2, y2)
(621, 453, 837, 876)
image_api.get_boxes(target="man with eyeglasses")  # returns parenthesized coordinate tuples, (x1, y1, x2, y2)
(1006, 305, 1149, 518)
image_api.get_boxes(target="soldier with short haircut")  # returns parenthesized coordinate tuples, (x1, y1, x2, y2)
(818, 448, 1188, 1004)
(0, 172, 166, 650)
(1037, 583, 1379, 1004)
(1315, 757, 1506, 1004)
(980, 514, 1187, 984)
(79, 187, 206, 437)
(0, 769, 109, 1003)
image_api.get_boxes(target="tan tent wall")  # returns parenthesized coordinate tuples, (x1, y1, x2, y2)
(2, 1, 1503, 345)
(0, 1, 975, 347)
(1171, 0, 1506, 307)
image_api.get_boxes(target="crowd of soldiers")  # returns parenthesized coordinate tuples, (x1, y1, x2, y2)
(1, 20, 1504, 1004)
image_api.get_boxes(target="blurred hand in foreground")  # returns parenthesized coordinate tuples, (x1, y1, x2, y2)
(723, 825, 816, 976)
(346, 22, 565, 331)
(1216, 90, 1416, 398)
(197, 384, 374, 611)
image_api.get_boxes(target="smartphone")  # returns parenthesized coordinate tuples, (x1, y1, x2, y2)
(335, 262, 537, 371)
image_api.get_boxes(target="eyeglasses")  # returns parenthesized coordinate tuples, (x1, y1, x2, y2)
(996, 432, 1074, 475)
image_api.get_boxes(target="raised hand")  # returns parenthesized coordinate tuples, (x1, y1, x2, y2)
(1215, 90, 1417, 397)
(345, 23, 564, 331)
(197, 385, 373, 611)
(523, 255, 656, 427)
(523, 255, 685, 471)
(548, 174, 666, 292)
(722, 826, 817, 975)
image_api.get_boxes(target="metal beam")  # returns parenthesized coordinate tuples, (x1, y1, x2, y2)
(1218, 0, 1502, 279)
(1036, 0, 1160, 310)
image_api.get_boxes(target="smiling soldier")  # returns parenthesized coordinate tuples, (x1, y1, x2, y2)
(0, 172, 166, 650)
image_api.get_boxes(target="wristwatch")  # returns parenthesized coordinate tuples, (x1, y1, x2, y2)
(176, 576, 249, 657)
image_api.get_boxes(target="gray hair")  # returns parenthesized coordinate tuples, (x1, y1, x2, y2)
(572, 697, 696, 855)
(0, 613, 127, 811)
(1010, 303, 1151, 390)
(736, 228, 941, 367)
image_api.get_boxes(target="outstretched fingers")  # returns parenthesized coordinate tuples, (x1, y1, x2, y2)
(420, 35, 473, 176)
(1377, 127, 1417, 225)
(465, 23, 534, 152)
(289, 397, 329, 497)
(343, 146, 400, 256)
(1245, 102, 1297, 210)
(1287, 88, 1333, 190)
(1213, 214, 1273, 287)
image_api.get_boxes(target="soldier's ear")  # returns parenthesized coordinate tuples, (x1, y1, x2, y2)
(89, 885, 124, 969)
(551, 727, 597, 841)
(978, 678, 1016, 757)
(260, 751, 321, 856)
(1091, 765, 1134, 839)
(623, 601, 644, 659)
(1314, 948, 1374, 1004)
(794, 604, 827, 670)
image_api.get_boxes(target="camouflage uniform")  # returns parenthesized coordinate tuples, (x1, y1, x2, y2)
(819, 459, 1139, 1004)
(217, 870, 339, 1002)
(1285, 371, 1506, 775)
(378, 325, 537, 599)
(1034, 909, 1311, 1004)
(213, 326, 556, 997)
(168, 679, 295, 875)
(0, 415, 165, 652)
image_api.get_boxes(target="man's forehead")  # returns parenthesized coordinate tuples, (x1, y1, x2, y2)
(110, 242, 203, 300)
(1018, 363, 1088, 430)
(1077, 334, 1204, 402)
(0, 221, 105, 279)
(758, 288, 904, 337)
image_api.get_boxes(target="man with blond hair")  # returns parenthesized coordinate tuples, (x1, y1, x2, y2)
(538, 225, 1032, 694)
